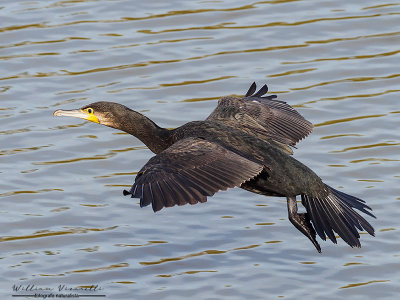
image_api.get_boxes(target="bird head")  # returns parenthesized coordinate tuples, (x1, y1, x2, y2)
(53, 101, 129, 128)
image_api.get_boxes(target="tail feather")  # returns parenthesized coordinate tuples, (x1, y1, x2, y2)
(301, 185, 375, 248)
(330, 187, 375, 218)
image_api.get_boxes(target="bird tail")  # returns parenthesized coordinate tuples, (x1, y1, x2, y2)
(301, 185, 375, 248)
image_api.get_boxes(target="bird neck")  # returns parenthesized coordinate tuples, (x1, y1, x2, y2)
(112, 110, 172, 154)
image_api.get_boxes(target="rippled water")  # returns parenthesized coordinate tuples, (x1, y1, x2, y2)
(1, 0, 399, 299)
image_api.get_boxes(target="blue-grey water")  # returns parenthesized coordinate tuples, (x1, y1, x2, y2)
(1, 0, 399, 299)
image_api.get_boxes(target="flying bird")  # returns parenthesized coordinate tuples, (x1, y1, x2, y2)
(54, 82, 375, 252)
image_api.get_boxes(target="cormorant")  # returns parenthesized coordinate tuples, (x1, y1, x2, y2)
(54, 82, 375, 252)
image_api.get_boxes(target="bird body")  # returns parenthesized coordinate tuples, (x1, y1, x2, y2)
(54, 82, 375, 252)
(170, 119, 323, 197)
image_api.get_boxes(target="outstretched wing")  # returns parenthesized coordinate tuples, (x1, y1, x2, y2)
(123, 138, 264, 212)
(206, 82, 313, 147)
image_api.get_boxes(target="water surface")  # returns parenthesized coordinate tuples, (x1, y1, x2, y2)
(1, 0, 399, 299)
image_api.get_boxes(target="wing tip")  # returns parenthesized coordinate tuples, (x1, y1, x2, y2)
(245, 82, 277, 99)
(245, 82, 257, 97)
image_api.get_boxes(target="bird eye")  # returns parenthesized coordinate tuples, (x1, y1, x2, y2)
(87, 108, 93, 114)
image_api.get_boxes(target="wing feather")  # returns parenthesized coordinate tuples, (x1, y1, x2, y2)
(124, 138, 264, 212)
(207, 82, 313, 147)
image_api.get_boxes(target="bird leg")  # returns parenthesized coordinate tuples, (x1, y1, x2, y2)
(287, 196, 321, 253)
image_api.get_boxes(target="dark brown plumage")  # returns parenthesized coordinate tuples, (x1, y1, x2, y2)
(54, 82, 375, 252)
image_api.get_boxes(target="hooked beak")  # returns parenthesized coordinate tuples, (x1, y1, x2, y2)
(53, 109, 99, 123)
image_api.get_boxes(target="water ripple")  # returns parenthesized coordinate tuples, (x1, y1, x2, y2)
(284, 49, 400, 65)
(137, 13, 397, 34)
(340, 280, 390, 289)
(0, 226, 118, 242)
(291, 73, 400, 91)
(139, 243, 262, 266)
(330, 141, 400, 153)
